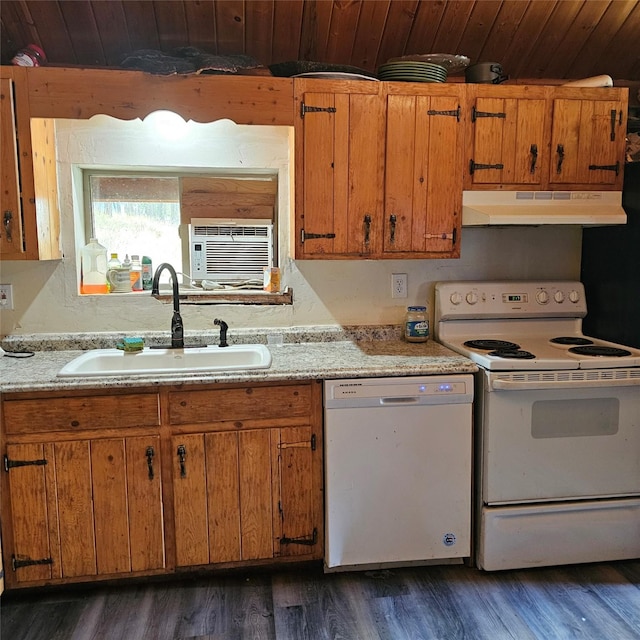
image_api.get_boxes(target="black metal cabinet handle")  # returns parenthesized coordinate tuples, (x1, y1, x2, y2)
(610, 109, 616, 141)
(363, 214, 371, 245)
(146, 446, 155, 480)
(389, 214, 396, 244)
(530, 144, 538, 174)
(556, 144, 565, 174)
(3, 211, 13, 242)
(177, 444, 186, 478)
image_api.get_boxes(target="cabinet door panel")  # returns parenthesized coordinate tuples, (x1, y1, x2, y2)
(91, 439, 131, 574)
(172, 434, 209, 566)
(126, 436, 165, 571)
(238, 430, 273, 560)
(205, 432, 241, 563)
(5, 443, 52, 582)
(55, 441, 97, 577)
(276, 427, 315, 557)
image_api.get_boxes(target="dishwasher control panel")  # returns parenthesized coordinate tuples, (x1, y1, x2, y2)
(325, 375, 473, 408)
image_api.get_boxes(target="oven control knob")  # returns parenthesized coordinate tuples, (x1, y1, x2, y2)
(450, 292, 463, 305)
(569, 289, 580, 303)
(535, 290, 550, 305)
(554, 290, 565, 303)
(465, 292, 478, 305)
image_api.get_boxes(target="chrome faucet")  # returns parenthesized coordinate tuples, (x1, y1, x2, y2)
(151, 263, 184, 348)
(214, 318, 229, 347)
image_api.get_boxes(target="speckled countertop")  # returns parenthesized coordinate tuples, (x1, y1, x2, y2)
(0, 326, 477, 393)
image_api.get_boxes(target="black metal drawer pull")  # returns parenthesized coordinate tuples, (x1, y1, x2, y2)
(389, 214, 397, 244)
(556, 144, 565, 174)
(177, 444, 187, 478)
(589, 161, 620, 176)
(3, 211, 13, 241)
(301, 229, 336, 243)
(428, 106, 460, 121)
(146, 446, 155, 480)
(363, 214, 371, 245)
(472, 107, 506, 122)
(610, 109, 617, 141)
(469, 160, 504, 174)
(530, 144, 538, 173)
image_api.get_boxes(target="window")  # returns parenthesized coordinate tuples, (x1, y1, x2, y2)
(84, 170, 278, 291)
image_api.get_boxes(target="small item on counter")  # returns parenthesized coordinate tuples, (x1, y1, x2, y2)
(141, 256, 153, 290)
(405, 306, 430, 343)
(263, 266, 281, 292)
(80, 238, 109, 295)
(106, 253, 121, 292)
(116, 337, 145, 352)
(130, 255, 143, 291)
(12, 44, 47, 67)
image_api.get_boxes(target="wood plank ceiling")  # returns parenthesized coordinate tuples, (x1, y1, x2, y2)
(1, 0, 639, 81)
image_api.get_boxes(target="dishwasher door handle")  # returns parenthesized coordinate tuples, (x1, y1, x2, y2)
(380, 396, 420, 405)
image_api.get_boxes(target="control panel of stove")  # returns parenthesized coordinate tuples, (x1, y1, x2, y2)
(435, 281, 587, 320)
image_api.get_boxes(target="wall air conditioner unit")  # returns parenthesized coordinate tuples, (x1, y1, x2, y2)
(189, 219, 274, 282)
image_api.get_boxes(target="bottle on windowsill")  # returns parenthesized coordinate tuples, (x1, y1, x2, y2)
(80, 238, 108, 295)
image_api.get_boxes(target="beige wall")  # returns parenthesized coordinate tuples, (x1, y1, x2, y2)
(0, 117, 582, 337)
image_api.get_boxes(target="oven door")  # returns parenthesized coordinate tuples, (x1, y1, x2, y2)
(479, 369, 640, 504)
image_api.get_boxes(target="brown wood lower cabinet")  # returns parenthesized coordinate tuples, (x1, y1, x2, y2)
(0, 380, 323, 589)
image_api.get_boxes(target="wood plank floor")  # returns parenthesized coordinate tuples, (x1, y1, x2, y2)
(1, 560, 639, 640)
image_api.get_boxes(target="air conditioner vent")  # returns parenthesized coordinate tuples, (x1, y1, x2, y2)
(190, 223, 273, 282)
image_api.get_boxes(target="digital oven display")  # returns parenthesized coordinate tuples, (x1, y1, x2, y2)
(503, 293, 528, 303)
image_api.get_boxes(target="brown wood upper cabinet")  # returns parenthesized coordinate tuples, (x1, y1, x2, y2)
(549, 87, 627, 190)
(466, 85, 548, 189)
(0, 67, 61, 260)
(294, 80, 463, 259)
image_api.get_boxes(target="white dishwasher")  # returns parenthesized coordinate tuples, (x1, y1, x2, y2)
(324, 375, 473, 572)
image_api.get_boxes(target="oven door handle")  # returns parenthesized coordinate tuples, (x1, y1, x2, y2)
(492, 377, 640, 391)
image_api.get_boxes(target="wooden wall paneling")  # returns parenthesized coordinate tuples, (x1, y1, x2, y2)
(299, 0, 333, 62)
(404, 1, 448, 63)
(597, 1, 640, 81)
(568, 1, 637, 80)
(271, 0, 305, 63)
(324, 0, 362, 65)
(122, 1, 161, 52)
(24, 1, 75, 66)
(245, 1, 275, 65)
(214, 0, 246, 54)
(153, 1, 189, 52)
(431, 0, 477, 55)
(349, 0, 390, 71)
(456, 1, 503, 66)
(89, 0, 131, 67)
(184, 0, 217, 54)
(375, 1, 419, 69)
(477, 1, 531, 65)
(58, 0, 104, 66)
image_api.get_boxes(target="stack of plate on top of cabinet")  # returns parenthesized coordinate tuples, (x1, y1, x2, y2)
(377, 60, 448, 83)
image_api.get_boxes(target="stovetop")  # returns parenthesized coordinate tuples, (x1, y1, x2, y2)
(435, 281, 640, 371)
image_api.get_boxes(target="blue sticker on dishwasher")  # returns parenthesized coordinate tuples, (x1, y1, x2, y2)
(443, 533, 456, 547)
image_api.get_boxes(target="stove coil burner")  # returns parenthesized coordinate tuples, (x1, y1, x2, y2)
(463, 339, 520, 351)
(550, 336, 594, 346)
(568, 345, 632, 357)
(488, 349, 536, 360)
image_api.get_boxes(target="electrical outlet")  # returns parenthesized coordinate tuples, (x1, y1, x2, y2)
(391, 273, 408, 299)
(0, 284, 14, 310)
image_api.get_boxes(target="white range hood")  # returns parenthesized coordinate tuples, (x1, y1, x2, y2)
(462, 190, 626, 227)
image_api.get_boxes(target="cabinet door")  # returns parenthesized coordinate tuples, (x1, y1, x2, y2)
(0, 76, 25, 258)
(4, 437, 164, 585)
(384, 88, 463, 256)
(468, 93, 547, 186)
(294, 81, 384, 258)
(550, 93, 627, 187)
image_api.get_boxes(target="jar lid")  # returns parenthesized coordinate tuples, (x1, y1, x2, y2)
(408, 306, 426, 311)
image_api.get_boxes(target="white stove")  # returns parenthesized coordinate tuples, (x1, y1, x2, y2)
(435, 280, 640, 572)
(435, 280, 640, 371)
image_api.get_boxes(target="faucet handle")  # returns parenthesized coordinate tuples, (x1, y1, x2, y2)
(214, 318, 229, 347)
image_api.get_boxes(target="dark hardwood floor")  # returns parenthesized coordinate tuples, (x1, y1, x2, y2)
(1, 560, 639, 640)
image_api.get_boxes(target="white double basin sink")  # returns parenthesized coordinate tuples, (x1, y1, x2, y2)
(57, 344, 272, 377)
